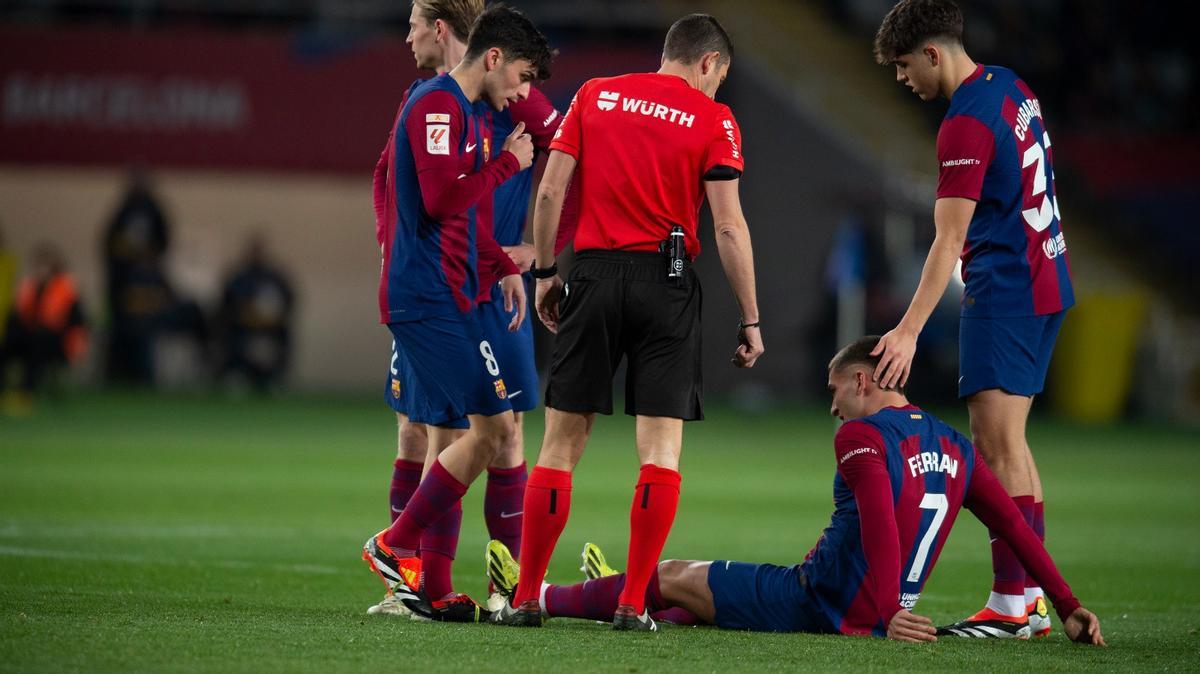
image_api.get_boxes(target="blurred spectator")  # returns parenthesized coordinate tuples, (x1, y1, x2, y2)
(217, 237, 294, 392)
(102, 170, 208, 385)
(0, 243, 87, 408)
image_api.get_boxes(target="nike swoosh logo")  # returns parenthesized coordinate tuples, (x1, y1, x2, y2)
(988, 537, 998, 543)
(500, 511, 523, 519)
(465, 143, 477, 152)
(391, 506, 403, 515)
(725, 561, 732, 570)
(508, 390, 523, 400)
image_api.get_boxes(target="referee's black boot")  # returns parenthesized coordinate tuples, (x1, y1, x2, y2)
(612, 604, 658, 632)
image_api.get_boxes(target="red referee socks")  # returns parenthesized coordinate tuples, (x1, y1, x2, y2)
(618, 464, 681, 614)
(513, 466, 573, 606)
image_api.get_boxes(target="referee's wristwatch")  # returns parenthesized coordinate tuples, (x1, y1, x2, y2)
(738, 319, 761, 329)
(530, 261, 558, 279)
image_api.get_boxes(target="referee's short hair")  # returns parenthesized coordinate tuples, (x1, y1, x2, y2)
(828, 336, 906, 394)
(663, 14, 734, 66)
(464, 3, 554, 80)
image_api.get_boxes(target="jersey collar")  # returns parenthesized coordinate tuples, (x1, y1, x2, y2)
(961, 63, 985, 86)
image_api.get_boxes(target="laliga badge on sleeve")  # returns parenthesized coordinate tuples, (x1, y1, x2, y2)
(426, 113, 451, 155)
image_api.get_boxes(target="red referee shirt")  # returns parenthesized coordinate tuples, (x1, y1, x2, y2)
(549, 73, 744, 259)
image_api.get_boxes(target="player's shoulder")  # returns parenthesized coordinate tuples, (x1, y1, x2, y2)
(509, 86, 559, 122)
(834, 418, 886, 448)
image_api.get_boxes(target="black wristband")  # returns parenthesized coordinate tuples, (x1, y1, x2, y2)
(530, 261, 558, 279)
(739, 320, 761, 329)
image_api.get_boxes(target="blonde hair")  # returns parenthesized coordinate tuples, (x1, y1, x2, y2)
(413, 0, 485, 42)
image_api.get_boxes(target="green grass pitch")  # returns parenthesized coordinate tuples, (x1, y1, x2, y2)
(1, 393, 1198, 671)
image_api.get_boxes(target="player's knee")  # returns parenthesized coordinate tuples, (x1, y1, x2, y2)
(397, 421, 428, 461)
(476, 414, 516, 456)
(656, 559, 693, 596)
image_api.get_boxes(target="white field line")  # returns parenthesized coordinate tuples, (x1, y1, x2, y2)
(0, 545, 341, 575)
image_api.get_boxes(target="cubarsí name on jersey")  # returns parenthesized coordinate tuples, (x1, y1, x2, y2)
(597, 90, 695, 128)
(1013, 97, 1043, 142)
(908, 451, 959, 478)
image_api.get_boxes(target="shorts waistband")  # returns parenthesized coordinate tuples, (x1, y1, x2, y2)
(571, 249, 693, 282)
(573, 249, 675, 264)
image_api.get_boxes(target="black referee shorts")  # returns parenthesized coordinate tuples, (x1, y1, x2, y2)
(545, 250, 703, 420)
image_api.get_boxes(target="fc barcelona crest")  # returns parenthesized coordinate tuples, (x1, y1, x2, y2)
(391, 379, 402, 399)
(494, 378, 507, 400)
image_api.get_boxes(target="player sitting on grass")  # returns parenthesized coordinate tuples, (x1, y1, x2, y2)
(485, 336, 1105, 643)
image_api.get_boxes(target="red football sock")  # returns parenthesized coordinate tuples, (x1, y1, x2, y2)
(990, 494, 1035, 597)
(381, 459, 467, 556)
(485, 462, 527, 559)
(420, 500, 462, 599)
(389, 459, 423, 523)
(652, 607, 699, 625)
(512, 466, 572, 606)
(545, 568, 669, 621)
(1025, 500, 1046, 591)
(618, 465, 681, 614)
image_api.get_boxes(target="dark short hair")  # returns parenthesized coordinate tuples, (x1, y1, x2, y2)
(663, 13, 734, 66)
(413, 0, 484, 43)
(828, 336, 906, 394)
(873, 0, 964, 65)
(464, 3, 553, 80)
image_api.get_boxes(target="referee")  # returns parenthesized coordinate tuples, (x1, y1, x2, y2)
(495, 14, 763, 630)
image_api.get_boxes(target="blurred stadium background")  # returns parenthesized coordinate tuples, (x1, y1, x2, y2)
(2, 1, 1199, 671)
(1, 0, 1196, 421)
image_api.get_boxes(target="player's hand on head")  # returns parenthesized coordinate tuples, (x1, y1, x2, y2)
(870, 327, 917, 390)
(503, 244, 536, 273)
(1063, 607, 1106, 646)
(502, 121, 534, 171)
(534, 275, 564, 334)
(731, 325, 763, 368)
(886, 609, 937, 643)
(501, 274, 526, 332)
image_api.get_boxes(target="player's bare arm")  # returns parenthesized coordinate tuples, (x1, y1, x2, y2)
(530, 149, 577, 333)
(872, 196, 973, 388)
(705, 178, 763, 368)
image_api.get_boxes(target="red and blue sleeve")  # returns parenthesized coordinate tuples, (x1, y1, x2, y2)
(835, 421, 903, 629)
(405, 90, 522, 224)
(511, 86, 562, 152)
(964, 456, 1082, 621)
(936, 114, 995, 200)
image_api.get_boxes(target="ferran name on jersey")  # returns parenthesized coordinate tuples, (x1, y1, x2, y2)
(907, 451, 959, 479)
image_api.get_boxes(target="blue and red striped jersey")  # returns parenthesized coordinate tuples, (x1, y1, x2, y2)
(937, 64, 1074, 317)
(483, 85, 562, 247)
(800, 405, 977, 636)
(375, 74, 519, 323)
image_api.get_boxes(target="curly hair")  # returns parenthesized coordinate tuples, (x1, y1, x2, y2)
(873, 0, 963, 65)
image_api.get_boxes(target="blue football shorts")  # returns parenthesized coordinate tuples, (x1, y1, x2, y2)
(707, 561, 835, 633)
(386, 309, 513, 426)
(475, 282, 538, 415)
(958, 310, 1067, 399)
